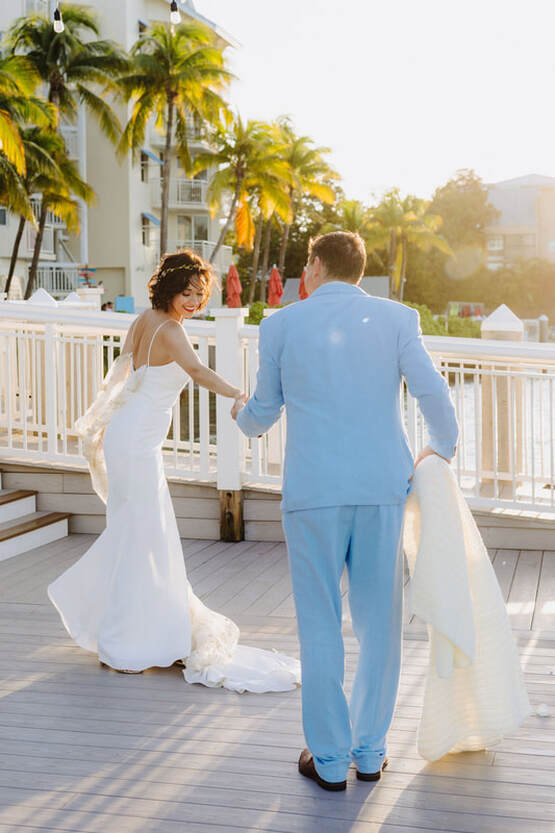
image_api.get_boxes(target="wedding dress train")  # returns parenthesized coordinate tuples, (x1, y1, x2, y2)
(48, 320, 300, 691)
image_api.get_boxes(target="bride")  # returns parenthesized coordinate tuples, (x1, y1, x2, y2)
(48, 249, 300, 693)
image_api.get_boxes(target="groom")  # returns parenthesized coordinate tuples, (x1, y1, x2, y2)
(233, 231, 458, 791)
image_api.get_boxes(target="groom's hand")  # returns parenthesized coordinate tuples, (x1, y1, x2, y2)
(414, 444, 453, 469)
(231, 393, 248, 421)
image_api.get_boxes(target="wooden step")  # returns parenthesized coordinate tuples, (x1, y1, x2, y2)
(0, 489, 37, 524)
(0, 489, 37, 506)
(0, 511, 70, 562)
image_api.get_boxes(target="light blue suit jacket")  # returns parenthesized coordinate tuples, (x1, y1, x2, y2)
(236, 282, 459, 512)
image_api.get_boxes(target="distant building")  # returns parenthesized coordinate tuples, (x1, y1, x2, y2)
(485, 174, 555, 269)
(0, 0, 237, 306)
(280, 276, 389, 306)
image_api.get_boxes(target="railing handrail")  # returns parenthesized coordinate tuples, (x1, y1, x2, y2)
(424, 334, 555, 364)
(1, 306, 551, 363)
(0, 305, 217, 336)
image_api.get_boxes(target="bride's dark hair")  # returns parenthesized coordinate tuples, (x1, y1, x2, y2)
(147, 249, 216, 312)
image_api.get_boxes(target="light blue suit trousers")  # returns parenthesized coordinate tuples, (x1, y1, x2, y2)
(236, 282, 458, 781)
(283, 504, 405, 780)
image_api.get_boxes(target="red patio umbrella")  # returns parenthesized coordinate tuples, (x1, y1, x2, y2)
(226, 264, 242, 308)
(299, 268, 309, 300)
(267, 266, 284, 306)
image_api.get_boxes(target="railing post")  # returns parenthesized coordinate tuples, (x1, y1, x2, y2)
(44, 323, 58, 458)
(480, 304, 524, 499)
(213, 308, 247, 541)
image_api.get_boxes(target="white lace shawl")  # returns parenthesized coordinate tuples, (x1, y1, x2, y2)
(74, 352, 147, 505)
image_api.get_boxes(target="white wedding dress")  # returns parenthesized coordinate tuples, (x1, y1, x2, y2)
(48, 320, 300, 692)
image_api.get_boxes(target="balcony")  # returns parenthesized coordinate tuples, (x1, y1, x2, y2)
(149, 120, 208, 148)
(33, 263, 80, 297)
(146, 238, 232, 275)
(151, 178, 208, 208)
(26, 225, 55, 257)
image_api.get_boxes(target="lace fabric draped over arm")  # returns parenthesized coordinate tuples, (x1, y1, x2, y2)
(74, 351, 135, 504)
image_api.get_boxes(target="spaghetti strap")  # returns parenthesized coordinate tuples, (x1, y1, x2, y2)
(147, 319, 175, 367)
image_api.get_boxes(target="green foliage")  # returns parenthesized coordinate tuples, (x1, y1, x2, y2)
(245, 301, 267, 325)
(429, 169, 499, 248)
(447, 316, 482, 338)
(403, 302, 447, 335)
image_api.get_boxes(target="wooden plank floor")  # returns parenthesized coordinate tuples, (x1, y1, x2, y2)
(1, 536, 555, 833)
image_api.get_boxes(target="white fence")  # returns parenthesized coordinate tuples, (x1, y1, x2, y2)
(0, 306, 554, 514)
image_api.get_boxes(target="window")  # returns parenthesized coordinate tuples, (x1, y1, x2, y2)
(138, 20, 148, 38)
(142, 218, 150, 247)
(177, 215, 193, 244)
(140, 152, 149, 183)
(487, 236, 504, 251)
(177, 214, 208, 244)
(194, 215, 208, 242)
(0, 208, 6, 226)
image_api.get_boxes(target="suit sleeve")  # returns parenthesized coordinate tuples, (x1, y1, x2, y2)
(236, 318, 284, 438)
(399, 308, 459, 460)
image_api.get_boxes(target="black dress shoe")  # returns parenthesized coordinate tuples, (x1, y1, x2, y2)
(356, 757, 389, 781)
(298, 748, 347, 792)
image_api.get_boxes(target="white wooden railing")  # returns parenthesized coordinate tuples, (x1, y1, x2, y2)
(151, 178, 208, 207)
(34, 263, 80, 297)
(0, 306, 554, 514)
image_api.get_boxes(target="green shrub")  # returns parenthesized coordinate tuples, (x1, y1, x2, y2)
(245, 301, 268, 326)
(403, 302, 447, 335)
(447, 316, 482, 338)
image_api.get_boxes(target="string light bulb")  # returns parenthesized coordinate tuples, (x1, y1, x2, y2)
(53, 4, 64, 33)
(170, 1, 181, 25)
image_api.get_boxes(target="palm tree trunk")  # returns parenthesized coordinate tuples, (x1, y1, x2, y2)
(277, 188, 294, 275)
(260, 218, 272, 303)
(4, 216, 26, 297)
(388, 229, 397, 300)
(278, 221, 290, 276)
(25, 202, 47, 300)
(210, 178, 241, 265)
(398, 237, 408, 302)
(247, 213, 263, 304)
(160, 98, 174, 257)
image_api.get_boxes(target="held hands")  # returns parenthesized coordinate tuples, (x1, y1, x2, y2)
(414, 444, 453, 469)
(231, 393, 248, 421)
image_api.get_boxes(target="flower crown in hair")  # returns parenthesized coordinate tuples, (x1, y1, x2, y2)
(159, 263, 204, 278)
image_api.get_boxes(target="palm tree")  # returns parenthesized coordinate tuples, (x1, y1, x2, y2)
(118, 21, 231, 257)
(276, 120, 338, 276)
(25, 144, 94, 299)
(3, 128, 63, 297)
(9, 5, 125, 296)
(194, 116, 291, 269)
(366, 189, 452, 301)
(9, 6, 126, 135)
(0, 54, 54, 175)
(246, 125, 293, 303)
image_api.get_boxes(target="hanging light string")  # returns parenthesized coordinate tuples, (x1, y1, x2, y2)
(170, 1, 181, 25)
(53, 1, 64, 33)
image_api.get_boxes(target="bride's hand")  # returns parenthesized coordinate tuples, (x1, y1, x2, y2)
(231, 393, 248, 421)
(414, 444, 451, 469)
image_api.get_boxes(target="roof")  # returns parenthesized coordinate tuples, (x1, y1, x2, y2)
(488, 174, 555, 189)
(174, 0, 240, 49)
(486, 174, 555, 228)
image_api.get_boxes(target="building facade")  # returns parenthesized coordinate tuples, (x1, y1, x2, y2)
(0, 0, 236, 307)
(485, 174, 555, 270)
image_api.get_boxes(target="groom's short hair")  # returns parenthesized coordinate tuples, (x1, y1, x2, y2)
(308, 231, 366, 283)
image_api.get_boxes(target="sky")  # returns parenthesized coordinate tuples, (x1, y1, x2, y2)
(197, 0, 555, 204)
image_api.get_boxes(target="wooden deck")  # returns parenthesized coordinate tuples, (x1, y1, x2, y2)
(1, 536, 555, 833)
